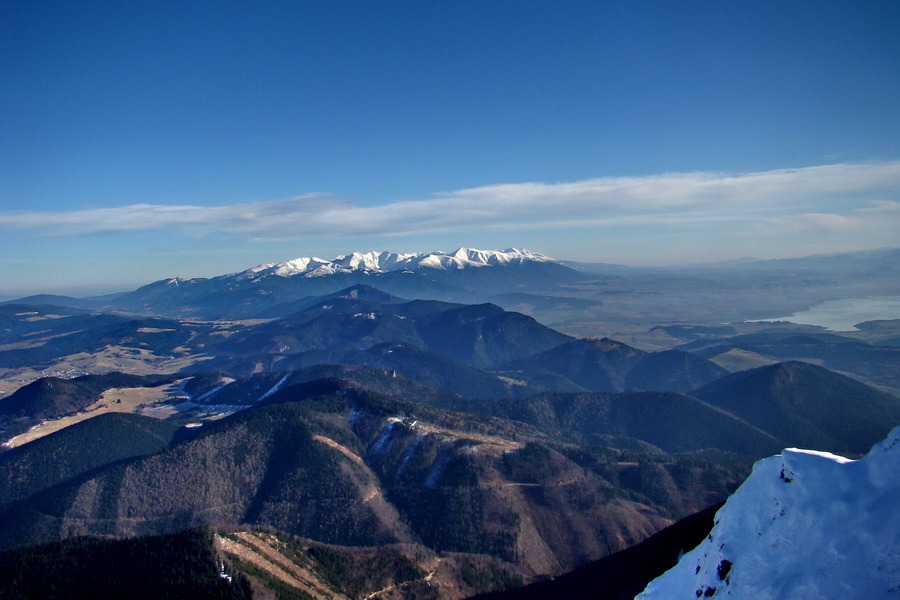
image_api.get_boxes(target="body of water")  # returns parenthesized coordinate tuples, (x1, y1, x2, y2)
(759, 296, 900, 331)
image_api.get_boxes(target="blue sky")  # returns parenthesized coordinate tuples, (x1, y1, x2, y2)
(2, 1, 899, 297)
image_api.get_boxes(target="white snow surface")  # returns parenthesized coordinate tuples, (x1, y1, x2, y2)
(637, 426, 900, 600)
(239, 248, 553, 279)
(257, 374, 290, 402)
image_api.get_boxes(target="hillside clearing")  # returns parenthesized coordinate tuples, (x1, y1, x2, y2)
(2, 381, 186, 448)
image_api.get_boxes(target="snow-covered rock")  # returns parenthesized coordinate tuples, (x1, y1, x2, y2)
(636, 426, 900, 600)
(238, 248, 553, 279)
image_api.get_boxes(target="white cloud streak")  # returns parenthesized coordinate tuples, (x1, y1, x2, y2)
(2, 162, 899, 239)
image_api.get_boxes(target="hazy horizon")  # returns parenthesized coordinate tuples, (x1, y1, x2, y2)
(3, 244, 899, 301)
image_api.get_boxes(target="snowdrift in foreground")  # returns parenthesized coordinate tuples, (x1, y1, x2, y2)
(637, 425, 900, 600)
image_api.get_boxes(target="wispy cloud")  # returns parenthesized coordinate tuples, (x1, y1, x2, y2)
(759, 198, 900, 239)
(2, 162, 899, 239)
(776, 213, 862, 233)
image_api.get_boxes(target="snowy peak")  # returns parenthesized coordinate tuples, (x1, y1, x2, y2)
(637, 425, 900, 600)
(109, 247, 579, 320)
(240, 248, 554, 279)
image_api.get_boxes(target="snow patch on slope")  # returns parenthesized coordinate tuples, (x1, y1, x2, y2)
(194, 385, 224, 403)
(257, 374, 290, 402)
(637, 426, 900, 599)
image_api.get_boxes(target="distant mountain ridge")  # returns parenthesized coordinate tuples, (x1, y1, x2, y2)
(241, 247, 555, 279)
(73, 247, 584, 319)
(692, 361, 900, 455)
(6, 246, 898, 328)
(502, 338, 729, 394)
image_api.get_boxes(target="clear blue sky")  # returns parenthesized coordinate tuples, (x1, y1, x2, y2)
(2, 1, 899, 297)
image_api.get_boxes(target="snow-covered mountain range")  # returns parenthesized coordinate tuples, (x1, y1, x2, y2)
(71, 247, 579, 319)
(238, 247, 554, 279)
(637, 425, 900, 599)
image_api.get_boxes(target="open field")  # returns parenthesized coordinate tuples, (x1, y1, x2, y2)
(3, 380, 187, 448)
(0, 345, 210, 397)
